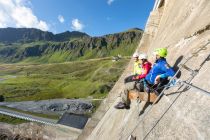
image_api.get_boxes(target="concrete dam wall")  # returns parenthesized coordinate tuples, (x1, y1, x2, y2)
(78, 0, 210, 139)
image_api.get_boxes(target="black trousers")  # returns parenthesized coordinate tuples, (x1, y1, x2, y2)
(124, 75, 138, 84)
(145, 78, 169, 94)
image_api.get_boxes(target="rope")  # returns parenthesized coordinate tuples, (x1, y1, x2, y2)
(142, 53, 210, 138)
(125, 63, 182, 140)
(135, 50, 210, 139)
(142, 76, 194, 140)
(125, 40, 210, 140)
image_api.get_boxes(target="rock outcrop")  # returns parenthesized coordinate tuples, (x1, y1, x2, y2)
(78, 0, 210, 139)
(0, 99, 93, 115)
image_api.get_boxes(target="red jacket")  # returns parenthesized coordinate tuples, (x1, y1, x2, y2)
(136, 61, 152, 79)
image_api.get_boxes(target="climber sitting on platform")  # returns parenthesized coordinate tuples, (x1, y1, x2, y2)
(144, 48, 175, 93)
(124, 52, 142, 84)
(115, 48, 175, 112)
(138, 48, 175, 115)
(115, 53, 152, 109)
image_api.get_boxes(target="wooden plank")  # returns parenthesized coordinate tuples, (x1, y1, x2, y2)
(128, 90, 158, 103)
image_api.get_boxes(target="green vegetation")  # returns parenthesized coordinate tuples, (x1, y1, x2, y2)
(0, 28, 141, 124)
(0, 58, 129, 102)
(0, 28, 142, 63)
(0, 95, 5, 102)
(0, 106, 60, 120)
(0, 114, 27, 124)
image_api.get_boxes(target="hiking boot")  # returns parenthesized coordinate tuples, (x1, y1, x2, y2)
(114, 102, 130, 109)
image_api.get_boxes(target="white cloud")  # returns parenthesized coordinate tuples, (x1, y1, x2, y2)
(0, 0, 49, 31)
(0, 11, 8, 27)
(15, 0, 32, 7)
(71, 19, 84, 31)
(107, 0, 114, 5)
(58, 15, 64, 23)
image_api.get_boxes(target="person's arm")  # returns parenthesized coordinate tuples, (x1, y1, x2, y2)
(159, 63, 175, 78)
(154, 63, 175, 84)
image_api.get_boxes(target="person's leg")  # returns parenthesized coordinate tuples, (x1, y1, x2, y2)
(124, 81, 137, 105)
(135, 80, 144, 92)
(115, 82, 136, 109)
(124, 75, 137, 84)
(121, 89, 130, 108)
(155, 78, 169, 93)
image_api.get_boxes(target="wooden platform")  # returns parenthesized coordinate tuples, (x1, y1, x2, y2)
(128, 90, 158, 103)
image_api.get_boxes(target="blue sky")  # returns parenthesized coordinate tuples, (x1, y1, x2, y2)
(0, 0, 155, 36)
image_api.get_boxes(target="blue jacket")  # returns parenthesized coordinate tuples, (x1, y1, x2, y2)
(145, 58, 175, 84)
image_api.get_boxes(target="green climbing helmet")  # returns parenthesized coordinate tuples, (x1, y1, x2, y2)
(154, 48, 167, 57)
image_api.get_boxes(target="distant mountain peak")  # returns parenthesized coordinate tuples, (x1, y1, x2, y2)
(127, 28, 143, 31)
(0, 28, 89, 43)
(0, 27, 143, 63)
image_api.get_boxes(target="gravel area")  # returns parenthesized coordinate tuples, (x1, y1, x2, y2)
(0, 99, 93, 115)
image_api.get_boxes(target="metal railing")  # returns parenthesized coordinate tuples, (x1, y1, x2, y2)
(126, 40, 210, 140)
(0, 108, 57, 126)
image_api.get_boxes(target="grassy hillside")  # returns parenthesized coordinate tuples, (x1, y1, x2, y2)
(0, 28, 142, 63)
(0, 114, 27, 124)
(0, 28, 140, 124)
(0, 57, 129, 102)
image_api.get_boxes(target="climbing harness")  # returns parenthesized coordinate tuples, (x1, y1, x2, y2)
(126, 40, 210, 140)
(141, 51, 210, 139)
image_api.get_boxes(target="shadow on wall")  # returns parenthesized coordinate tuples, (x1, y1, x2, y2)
(172, 55, 183, 78)
(167, 53, 210, 97)
(200, 54, 210, 67)
(172, 53, 210, 79)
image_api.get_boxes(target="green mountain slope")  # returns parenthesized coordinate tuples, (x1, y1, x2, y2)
(0, 28, 143, 63)
(0, 27, 89, 43)
(0, 58, 129, 102)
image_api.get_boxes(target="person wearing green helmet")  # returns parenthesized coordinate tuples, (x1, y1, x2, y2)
(135, 48, 175, 115)
(145, 47, 174, 86)
(154, 48, 168, 57)
(114, 48, 175, 112)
